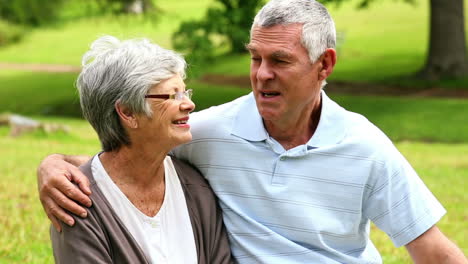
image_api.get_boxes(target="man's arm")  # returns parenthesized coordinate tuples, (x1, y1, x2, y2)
(405, 225, 467, 264)
(37, 154, 92, 232)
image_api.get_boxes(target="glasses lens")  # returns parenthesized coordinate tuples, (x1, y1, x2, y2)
(174, 89, 192, 100)
(186, 89, 193, 100)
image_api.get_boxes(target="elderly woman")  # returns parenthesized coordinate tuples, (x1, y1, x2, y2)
(50, 36, 232, 263)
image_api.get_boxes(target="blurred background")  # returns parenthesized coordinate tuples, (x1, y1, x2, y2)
(0, 0, 466, 263)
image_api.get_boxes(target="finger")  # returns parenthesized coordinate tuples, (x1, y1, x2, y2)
(40, 192, 63, 232)
(49, 214, 62, 232)
(68, 165, 92, 197)
(44, 196, 75, 227)
(54, 174, 92, 208)
(50, 188, 88, 218)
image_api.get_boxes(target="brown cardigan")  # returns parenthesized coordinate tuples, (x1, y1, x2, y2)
(50, 156, 232, 264)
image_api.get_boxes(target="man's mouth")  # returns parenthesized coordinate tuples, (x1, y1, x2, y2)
(262, 92, 280, 97)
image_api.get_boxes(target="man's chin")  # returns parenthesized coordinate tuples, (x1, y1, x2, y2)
(259, 110, 282, 123)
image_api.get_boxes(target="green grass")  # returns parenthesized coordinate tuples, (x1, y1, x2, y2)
(1, 0, 467, 87)
(1, 70, 467, 143)
(0, 118, 99, 263)
(0, 0, 213, 65)
(189, 81, 250, 111)
(0, 70, 251, 117)
(0, 1, 467, 263)
(0, 70, 81, 117)
(0, 121, 466, 263)
(192, 0, 468, 87)
(330, 94, 468, 143)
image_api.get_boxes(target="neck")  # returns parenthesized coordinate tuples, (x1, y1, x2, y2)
(100, 144, 168, 189)
(264, 96, 322, 150)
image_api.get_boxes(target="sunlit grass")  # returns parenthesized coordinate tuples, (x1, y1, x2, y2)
(0, 0, 213, 65)
(2, 70, 467, 143)
(0, 121, 466, 263)
(0, 1, 467, 263)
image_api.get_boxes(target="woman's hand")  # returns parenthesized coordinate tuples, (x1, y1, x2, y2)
(37, 154, 92, 232)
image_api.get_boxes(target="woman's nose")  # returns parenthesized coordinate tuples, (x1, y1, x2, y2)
(180, 97, 195, 113)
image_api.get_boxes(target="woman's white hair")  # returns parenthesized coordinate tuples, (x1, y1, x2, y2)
(252, 0, 336, 64)
(77, 35, 186, 151)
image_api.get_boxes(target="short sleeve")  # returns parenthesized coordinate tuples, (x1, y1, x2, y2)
(363, 149, 446, 247)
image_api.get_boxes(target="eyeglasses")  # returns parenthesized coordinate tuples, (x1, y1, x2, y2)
(144, 89, 193, 101)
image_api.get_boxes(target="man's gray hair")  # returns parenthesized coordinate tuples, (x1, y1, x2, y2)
(252, 0, 336, 63)
(77, 35, 186, 152)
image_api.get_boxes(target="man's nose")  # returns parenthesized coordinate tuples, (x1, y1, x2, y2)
(256, 61, 274, 81)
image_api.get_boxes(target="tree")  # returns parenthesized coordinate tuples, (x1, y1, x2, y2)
(0, 0, 65, 26)
(95, 0, 156, 14)
(172, 0, 265, 65)
(419, 0, 467, 79)
(321, 0, 467, 80)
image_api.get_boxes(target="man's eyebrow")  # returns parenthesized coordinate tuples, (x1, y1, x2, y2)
(271, 50, 292, 60)
(245, 44, 256, 52)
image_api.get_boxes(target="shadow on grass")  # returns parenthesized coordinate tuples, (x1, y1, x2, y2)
(0, 71, 82, 117)
(0, 70, 250, 118)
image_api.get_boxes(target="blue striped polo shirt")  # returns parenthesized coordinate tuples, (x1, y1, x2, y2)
(172, 91, 445, 264)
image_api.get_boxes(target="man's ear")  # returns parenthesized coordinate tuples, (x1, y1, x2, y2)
(318, 48, 337, 81)
(115, 101, 138, 129)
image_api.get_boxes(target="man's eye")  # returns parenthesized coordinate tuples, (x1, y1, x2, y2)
(251, 57, 261, 61)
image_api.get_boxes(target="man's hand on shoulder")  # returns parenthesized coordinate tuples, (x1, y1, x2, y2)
(37, 154, 92, 232)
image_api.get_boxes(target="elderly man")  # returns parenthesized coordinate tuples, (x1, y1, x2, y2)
(38, 0, 466, 263)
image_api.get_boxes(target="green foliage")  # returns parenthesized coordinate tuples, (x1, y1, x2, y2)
(0, 0, 212, 64)
(321, 0, 415, 9)
(172, 20, 216, 69)
(91, 0, 156, 15)
(0, 0, 65, 26)
(0, 19, 27, 46)
(172, 0, 264, 67)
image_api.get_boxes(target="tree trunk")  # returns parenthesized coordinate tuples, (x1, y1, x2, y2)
(124, 0, 154, 14)
(419, 0, 468, 80)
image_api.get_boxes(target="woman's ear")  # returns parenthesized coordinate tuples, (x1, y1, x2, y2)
(115, 101, 138, 129)
(318, 48, 337, 81)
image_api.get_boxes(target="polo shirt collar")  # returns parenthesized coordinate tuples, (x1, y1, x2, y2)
(230, 91, 347, 148)
(231, 93, 269, 141)
(307, 90, 347, 148)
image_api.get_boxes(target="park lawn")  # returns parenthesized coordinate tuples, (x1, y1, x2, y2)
(0, 70, 252, 117)
(0, 0, 212, 65)
(0, 0, 467, 260)
(189, 0, 468, 87)
(0, 70, 81, 117)
(331, 94, 468, 143)
(0, 0, 467, 86)
(0, 118, 99, 264)
(1, 70, 468, 143)
(0, 119, 466, 263)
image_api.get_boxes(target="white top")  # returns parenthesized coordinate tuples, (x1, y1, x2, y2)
(91, 155, 197, 264)
(173, 91, 446, 264)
